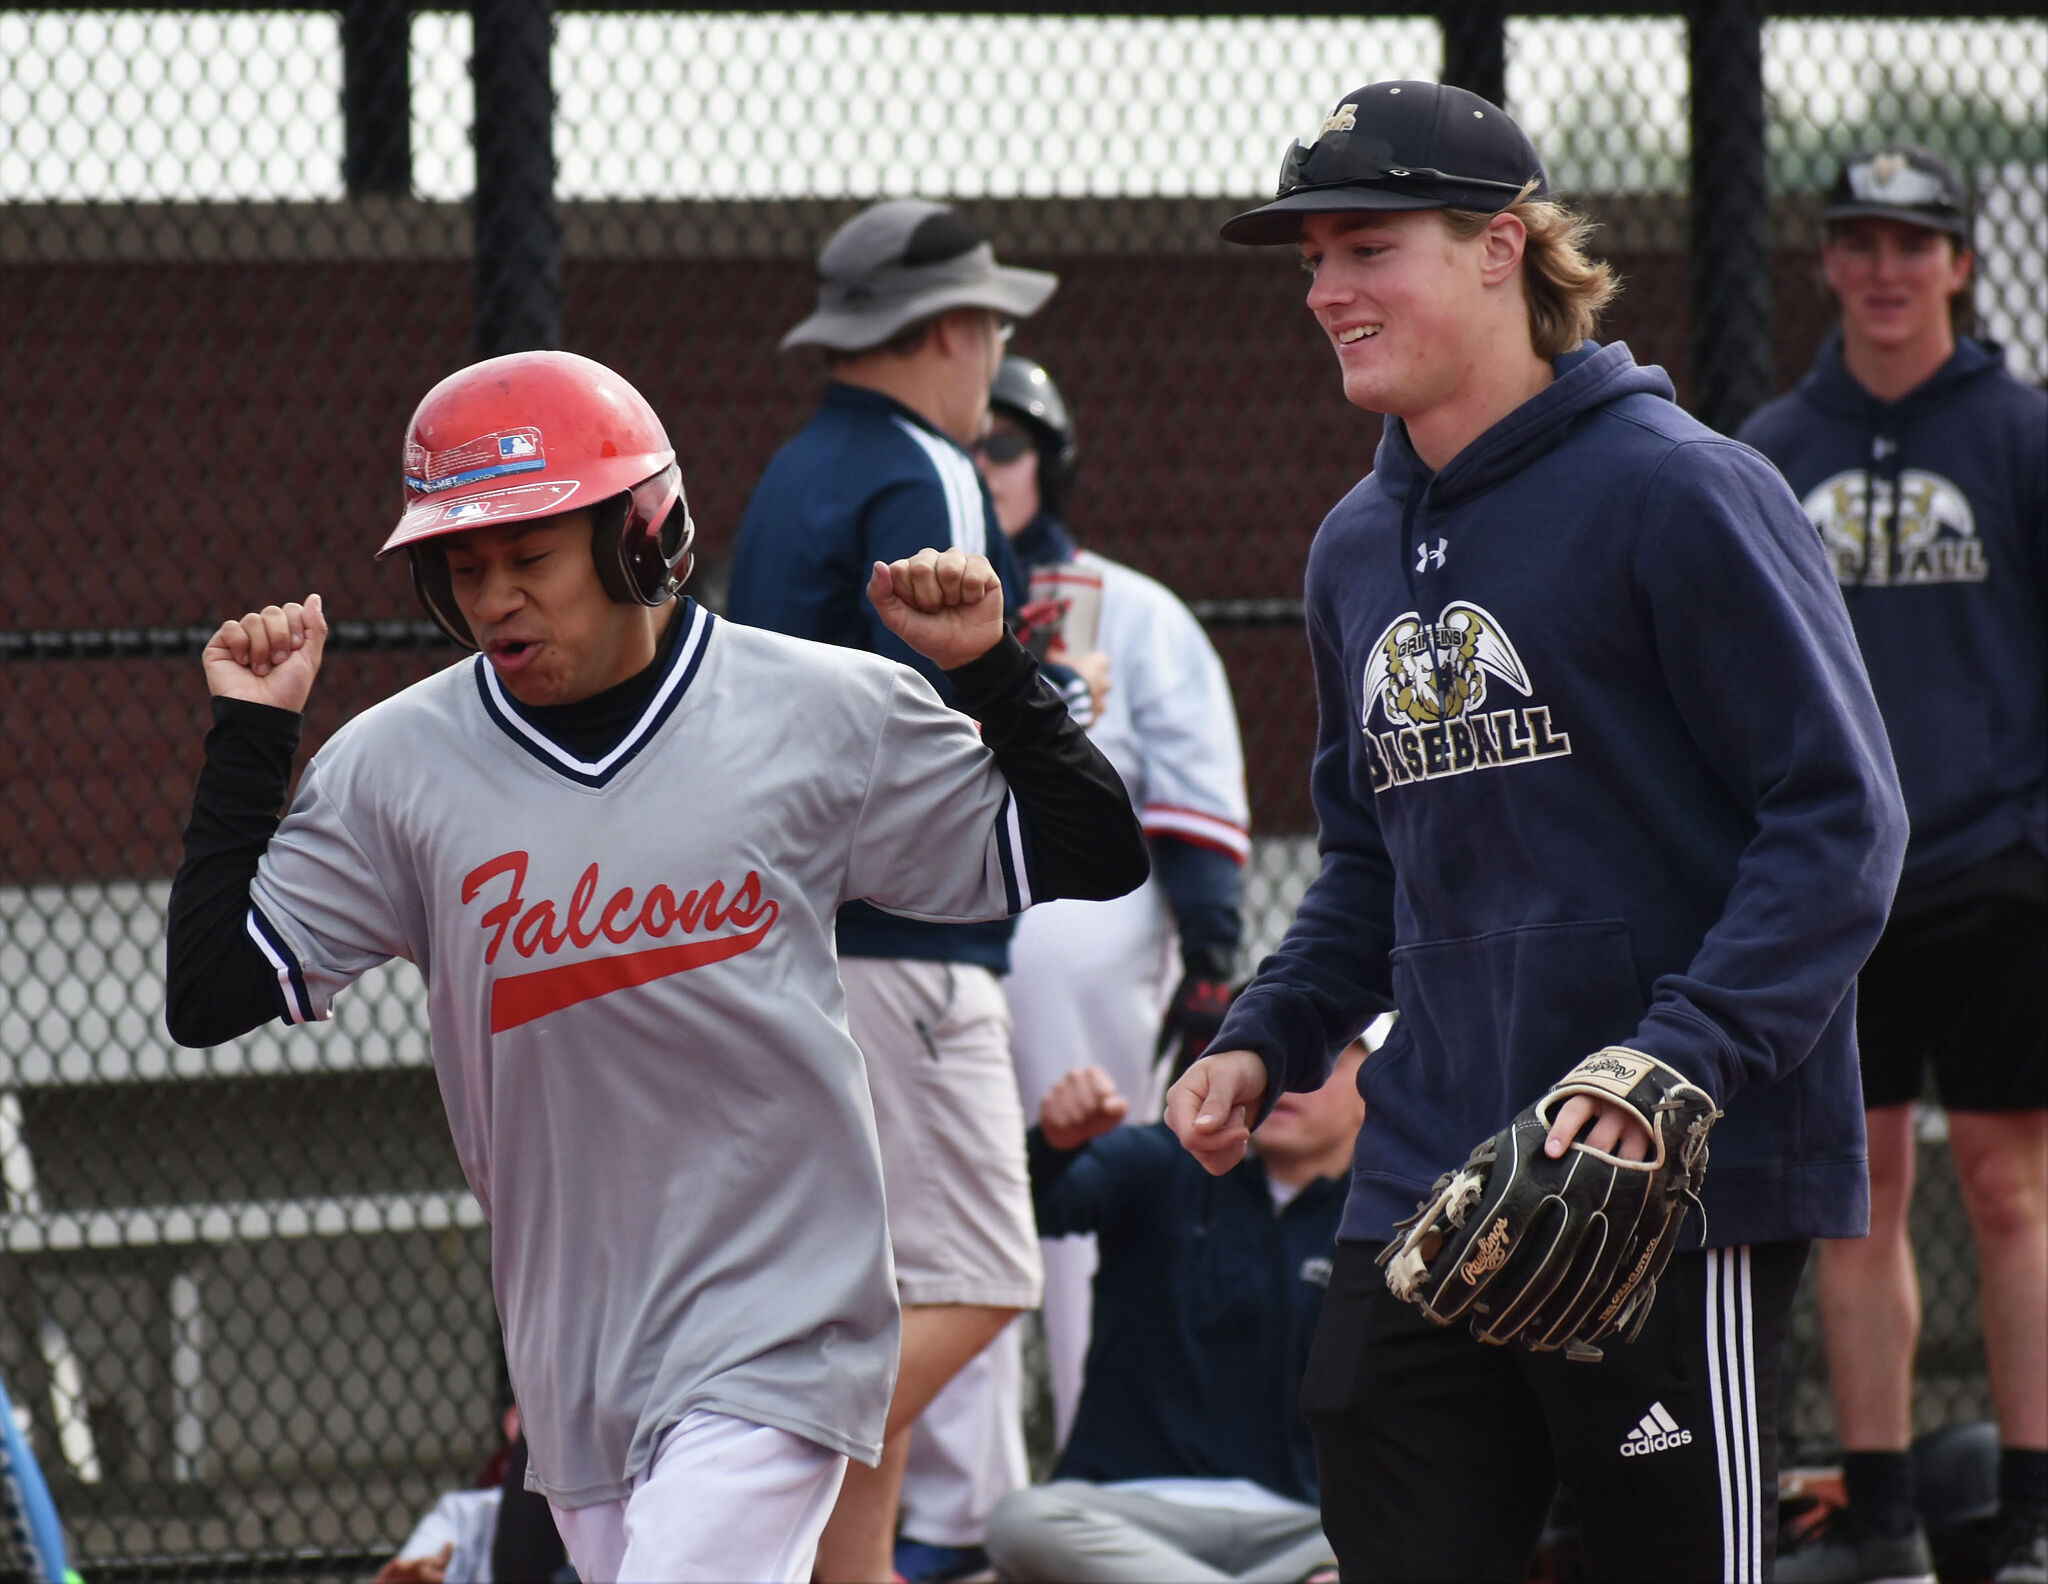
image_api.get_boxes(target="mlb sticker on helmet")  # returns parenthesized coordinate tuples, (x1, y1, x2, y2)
(404, 426, 549, 493)
(404, 479, 582, 536)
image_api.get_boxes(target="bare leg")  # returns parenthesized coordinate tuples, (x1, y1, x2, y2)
(1946, 1109, 2048, 1449)
(1817, 1102, 1920, 1449)
(814, 1303, 1019, 1583)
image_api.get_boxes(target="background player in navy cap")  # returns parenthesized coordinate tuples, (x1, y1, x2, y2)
(1167, 81, 1907, 1581)
(1742, 146, 2047, 1584)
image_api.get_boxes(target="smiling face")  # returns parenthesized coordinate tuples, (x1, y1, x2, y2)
(1297, 207, 1523, 423)
(441, 510, 665, 707)
(1822, 216, 1970, 361)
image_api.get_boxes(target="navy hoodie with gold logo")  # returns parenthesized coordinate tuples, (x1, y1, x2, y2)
(1212, 341, 1908, 1249)
(1739, 334, 2047, 913)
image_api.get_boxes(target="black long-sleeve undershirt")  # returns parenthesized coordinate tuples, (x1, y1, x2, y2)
(165, 698, 303, 1046)
(944, 631, 1151, 904)
(165, 629, 1148, 1048)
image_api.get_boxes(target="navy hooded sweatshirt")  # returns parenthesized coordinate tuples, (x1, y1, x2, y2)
(1738, 334, 2047, 913)
(1210, 342, 1908, 1249)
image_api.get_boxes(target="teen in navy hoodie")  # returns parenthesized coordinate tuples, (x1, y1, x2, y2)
(1169, 82, 1907, 1583)
(1740, 143, 2047, 1584)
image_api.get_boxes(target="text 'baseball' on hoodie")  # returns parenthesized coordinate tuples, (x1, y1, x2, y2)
(1213, 341, 1908, 1250)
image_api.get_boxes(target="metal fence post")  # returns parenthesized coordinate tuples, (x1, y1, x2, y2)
(1687, 0, 1772, 432)
(342, 0, 410, 196)
(471, 0, 561, 357)
(1440, 0, 1509, 112)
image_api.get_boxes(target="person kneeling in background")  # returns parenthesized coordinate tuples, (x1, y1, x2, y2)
(984, 1042, 1368, 1583)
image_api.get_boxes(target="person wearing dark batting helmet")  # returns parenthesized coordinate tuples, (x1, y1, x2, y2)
(162, 349, 1148, 1583)
(1164, 81, 1906, 1582)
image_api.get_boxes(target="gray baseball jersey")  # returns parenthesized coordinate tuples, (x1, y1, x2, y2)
(242, 602, 1031, 1507)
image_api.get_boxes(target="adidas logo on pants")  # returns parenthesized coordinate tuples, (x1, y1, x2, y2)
(1619, 1401, 1694, 1457)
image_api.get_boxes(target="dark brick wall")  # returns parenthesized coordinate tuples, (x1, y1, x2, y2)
(0, 226, 1838, 879)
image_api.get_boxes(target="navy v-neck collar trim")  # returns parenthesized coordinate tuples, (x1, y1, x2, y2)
(472, 600, 714, 788)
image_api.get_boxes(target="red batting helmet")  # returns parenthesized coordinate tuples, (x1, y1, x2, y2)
(381, 351, 695, 649)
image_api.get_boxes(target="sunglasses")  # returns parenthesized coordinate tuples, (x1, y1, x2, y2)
(1274, 135, 1530, 203)
(972, 430, 1034, 464)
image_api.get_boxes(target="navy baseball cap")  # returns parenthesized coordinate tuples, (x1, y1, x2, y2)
(1823, 145, 1971, 241)
(1221, 81, 1548, 246)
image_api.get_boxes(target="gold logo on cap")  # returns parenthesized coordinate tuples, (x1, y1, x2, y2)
(1870, 152, 1906, 187)
(1321, 103, 1358, 136)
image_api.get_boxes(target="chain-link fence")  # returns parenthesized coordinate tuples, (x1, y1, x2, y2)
(2, 6, 2042, 1574)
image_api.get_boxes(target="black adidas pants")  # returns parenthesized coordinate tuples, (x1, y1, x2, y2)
(1300, 1239, 1808, 1583)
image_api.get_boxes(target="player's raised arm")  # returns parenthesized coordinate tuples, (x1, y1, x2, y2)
(1026, 1066, 1182, 1238)
(868, 546, 1149, 906)
(166, 596, 332, 1047)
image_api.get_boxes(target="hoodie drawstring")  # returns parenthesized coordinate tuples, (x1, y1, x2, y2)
(1396, 481, 1451, 715)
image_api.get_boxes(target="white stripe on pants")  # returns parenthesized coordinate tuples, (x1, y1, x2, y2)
(548, 1409, 847, 1583)
(1705, 1246, 1762, 1584)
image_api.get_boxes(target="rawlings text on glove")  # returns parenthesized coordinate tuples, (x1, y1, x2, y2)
(1376, 1048, 1719, 1362)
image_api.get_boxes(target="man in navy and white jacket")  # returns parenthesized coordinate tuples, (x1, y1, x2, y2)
(1742, 146, 2047, 1584)
(1167, 82, 1907, 1582)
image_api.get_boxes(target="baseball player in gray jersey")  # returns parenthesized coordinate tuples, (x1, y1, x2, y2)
(163, 351, 1148, 1583)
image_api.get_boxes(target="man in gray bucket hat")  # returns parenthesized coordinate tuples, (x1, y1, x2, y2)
(780, 197, 1057, 353)
(730, 201, 1072, 1582)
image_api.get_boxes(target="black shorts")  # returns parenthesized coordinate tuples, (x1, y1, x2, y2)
(1299, 1238, 1808, 1584)
(1856, 896, 2048, 1113)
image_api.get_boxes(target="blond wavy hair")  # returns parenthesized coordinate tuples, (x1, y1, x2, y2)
(1441, 182, 1619, 358)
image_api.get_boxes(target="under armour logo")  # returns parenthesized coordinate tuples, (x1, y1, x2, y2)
(1415, 538, 1448, 573)
(1873, 437, 1899, 461)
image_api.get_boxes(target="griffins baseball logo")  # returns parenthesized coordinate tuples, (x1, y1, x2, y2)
(1359, 601, 1572, 792)
(1804, 469, 1987, 586)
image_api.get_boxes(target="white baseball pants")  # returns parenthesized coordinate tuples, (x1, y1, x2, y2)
(548, 1409, 846, 1583)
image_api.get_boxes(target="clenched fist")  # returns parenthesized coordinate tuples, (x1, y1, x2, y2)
(868, 547, 1005, 671)
(203, 594, 328, 715)
(1039, 1064, 1129, 1152)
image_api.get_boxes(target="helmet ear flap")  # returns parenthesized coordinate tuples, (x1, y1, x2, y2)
(591, 492, 636, 605)
(594, 463, 694, 606)
(408, 544, 479, 650)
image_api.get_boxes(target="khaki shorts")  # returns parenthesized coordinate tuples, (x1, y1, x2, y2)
(841, 958, 1043, 1310)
